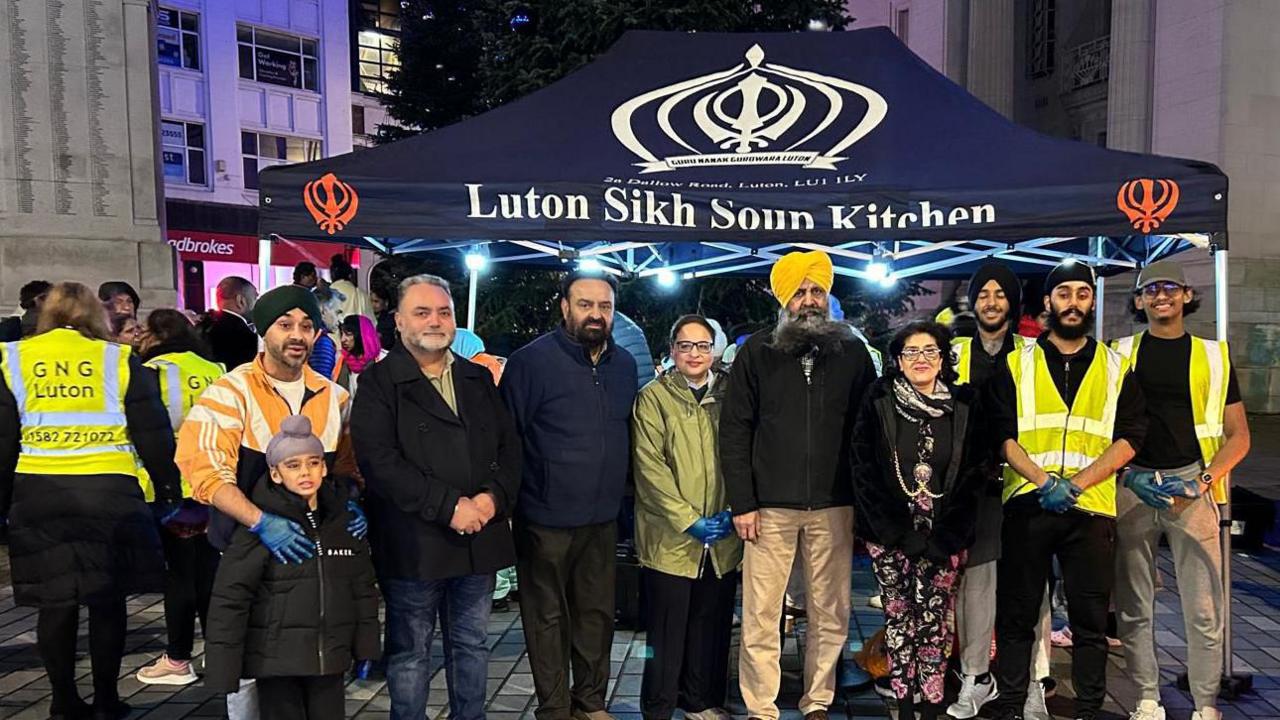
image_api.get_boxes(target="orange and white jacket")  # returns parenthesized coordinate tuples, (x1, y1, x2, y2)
(175, 354, 356, 549)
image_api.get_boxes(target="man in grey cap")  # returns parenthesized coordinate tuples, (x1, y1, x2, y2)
(985, 260, 1148, 720)
(1109, 260, 1251, 720)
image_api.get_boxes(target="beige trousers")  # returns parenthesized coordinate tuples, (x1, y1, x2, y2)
(740, 507, 854, 719)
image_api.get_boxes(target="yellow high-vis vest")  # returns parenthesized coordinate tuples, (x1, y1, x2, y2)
(0, 328, 142, 484)
(952, 334, 1027, 386)
(140, 351, 226, 499)
(1111, 332, 1231, 504)
(1001, 341, 1129, 517)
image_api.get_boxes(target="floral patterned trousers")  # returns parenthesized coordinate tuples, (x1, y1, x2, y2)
(867, 540, 965, 703)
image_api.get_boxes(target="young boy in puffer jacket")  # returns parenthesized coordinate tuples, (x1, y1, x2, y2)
(205, 415, 380, 719)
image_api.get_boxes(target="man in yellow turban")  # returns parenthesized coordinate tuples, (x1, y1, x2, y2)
(769, 250, 835, 308)
(721, 248, 877, 720)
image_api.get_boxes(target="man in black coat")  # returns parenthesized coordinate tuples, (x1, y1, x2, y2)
(200, 276, 259, 371)
(352, 274, 520, 720)
(720, 250, 875, 720)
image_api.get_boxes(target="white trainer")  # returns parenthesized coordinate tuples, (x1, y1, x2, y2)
(1023, 679, 1050, 720)
(1191, 708, 1221, 720)
(946, 674, 999, 719)
(1129, 700, 1166, 720)
(136, 654, 198, 686)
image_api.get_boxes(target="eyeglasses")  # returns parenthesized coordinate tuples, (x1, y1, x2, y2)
(674, 341, 714, 354)
(900, 347, 942, 361)
(1141, 281, 1186, 298)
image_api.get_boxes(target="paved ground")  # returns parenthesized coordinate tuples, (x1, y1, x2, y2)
(0, 414, 1276, 719)
(0, 544, 1277, 720)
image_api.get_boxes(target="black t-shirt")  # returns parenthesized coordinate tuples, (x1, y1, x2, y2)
(966, 332, 1020, 389)
(1131, 333, 1241, 469)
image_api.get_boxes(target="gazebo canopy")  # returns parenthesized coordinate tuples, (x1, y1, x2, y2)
(258, 27, 1227, 281)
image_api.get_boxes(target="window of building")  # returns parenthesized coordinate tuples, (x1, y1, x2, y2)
(352, 104, 366, 135)
(895, 8, 909, 45)
(1028, 0, 1056, 79)
(241, 131, 323, 190)
(161, 121, 206, 186)
(355, 0, 401, 95)
(157, 7, 200, 70)
(237, 26, 319, 91)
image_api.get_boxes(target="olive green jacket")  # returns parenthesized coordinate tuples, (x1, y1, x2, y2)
(632, 367, 743, 579)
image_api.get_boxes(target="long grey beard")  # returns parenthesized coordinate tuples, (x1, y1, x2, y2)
(771, 312, 855, 357)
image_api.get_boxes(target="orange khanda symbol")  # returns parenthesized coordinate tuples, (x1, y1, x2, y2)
(1117, 178, 1179, 233)
(304, 173, 359, 235)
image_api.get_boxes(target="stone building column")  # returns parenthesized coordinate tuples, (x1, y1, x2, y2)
(966, 0, 1015, 117)
(1107, 0, 1155, 152)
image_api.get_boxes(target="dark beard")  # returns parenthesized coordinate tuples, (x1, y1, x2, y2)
(1048, 307, 1094, 340)
(770, 311, 854, 357)
(567, 320, 610, 351)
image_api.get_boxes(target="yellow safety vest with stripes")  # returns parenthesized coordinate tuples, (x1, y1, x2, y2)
(139, 351, 226, 499)
(1111, 332, 1231, 504)
(0, 328, 143, 484)
(1001, 341, 1129, 517)
(952, 334, 1027, 386)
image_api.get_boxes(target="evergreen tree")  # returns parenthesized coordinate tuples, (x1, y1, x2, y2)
(379, 0, 849, 138)
(378, 1, 487, 141)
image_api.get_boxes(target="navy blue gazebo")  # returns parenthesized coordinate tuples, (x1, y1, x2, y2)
(258, 27, 1226, 286)
(257, 27, 1247, 691)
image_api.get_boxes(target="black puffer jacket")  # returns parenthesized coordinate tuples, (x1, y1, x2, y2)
(204, 477, 380, 692)
(851, 378, 995, 561)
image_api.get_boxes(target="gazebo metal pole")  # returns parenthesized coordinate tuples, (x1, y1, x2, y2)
(1094, 236, 1106, 337)
(1214, 245, 1247, 696)
(258, 236, 274, 291)
(468, 267, 479, 331)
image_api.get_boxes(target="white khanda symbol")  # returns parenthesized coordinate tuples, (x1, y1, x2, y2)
(612, 44, 887, 173)
(696, 46, 806, 154)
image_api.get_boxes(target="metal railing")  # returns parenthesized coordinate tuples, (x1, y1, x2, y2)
(1061, 36, 1110, 92)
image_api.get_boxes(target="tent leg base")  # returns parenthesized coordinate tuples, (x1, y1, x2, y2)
(1175, 672, 1253, 700)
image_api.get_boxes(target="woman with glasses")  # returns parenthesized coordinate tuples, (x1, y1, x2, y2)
(633, 315, 742, 720)
(852, 321, 994, 720)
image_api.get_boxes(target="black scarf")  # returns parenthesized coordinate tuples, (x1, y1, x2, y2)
(891, 375, 954, 423)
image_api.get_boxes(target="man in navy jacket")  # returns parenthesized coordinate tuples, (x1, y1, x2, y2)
(501, 271, 637, 720)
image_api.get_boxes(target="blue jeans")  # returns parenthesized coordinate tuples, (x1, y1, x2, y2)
(385, 574, 496, 720)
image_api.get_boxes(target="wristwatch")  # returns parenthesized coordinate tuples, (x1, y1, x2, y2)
(1199, 471, 1214, 487)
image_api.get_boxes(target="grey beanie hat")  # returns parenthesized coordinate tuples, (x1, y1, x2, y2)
(265, 415, 325, 467)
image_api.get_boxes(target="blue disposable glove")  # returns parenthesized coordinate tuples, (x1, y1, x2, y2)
(151, 499, 183, 526)
(1159, 474, 1203, 499)
(251, 512, 315, 564)
(706, 511, 735, 543)
(1038, 474, 1081, 513)
(686, 517, 720, 544)
(346, 500, 368, 540)
(1124, 470, 1174, 509)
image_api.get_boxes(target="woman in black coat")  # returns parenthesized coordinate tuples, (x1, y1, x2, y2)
(0, 282, 183, 720)
(852, 321, 994, 720)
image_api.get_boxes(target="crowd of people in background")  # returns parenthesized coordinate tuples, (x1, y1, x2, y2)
(0, 248, 1251, 720)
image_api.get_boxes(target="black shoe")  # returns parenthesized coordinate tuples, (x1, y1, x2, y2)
(92, 700, 131, 720)
(493, 597, 511, 613)
(49, 699, 92, 720)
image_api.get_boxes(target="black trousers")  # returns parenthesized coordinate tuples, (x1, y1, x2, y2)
(515, 519, 617, 720)
(160, 529, 220, 660)
(256, 674, 346, 720)
(994, 496, 1116, 718)
(37, 600, 127, 715)
(640, 566, 738, 720)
